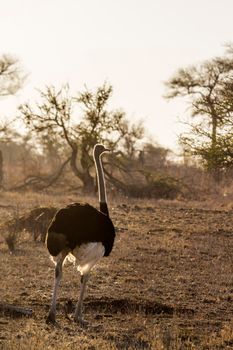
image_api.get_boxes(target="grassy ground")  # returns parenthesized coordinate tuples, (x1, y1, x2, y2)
(0, 191, 233, 349)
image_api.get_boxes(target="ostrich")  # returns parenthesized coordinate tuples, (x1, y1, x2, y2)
(46, 144, 115, 325)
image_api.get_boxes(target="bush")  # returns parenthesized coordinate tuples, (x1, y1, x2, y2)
(124, 175, 181, 199)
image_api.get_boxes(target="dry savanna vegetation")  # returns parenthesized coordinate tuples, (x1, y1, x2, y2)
(0, 189, 233, 350)
(0, 48, 233, 349)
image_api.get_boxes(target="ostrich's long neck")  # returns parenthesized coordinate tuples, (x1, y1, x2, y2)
(94, 154, 109, 216)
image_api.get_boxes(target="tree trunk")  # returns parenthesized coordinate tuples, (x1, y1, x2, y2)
(211, 115, 217, 151)
(80, 171, 95, 193)
(69, 146, 95, 193)
(211, 115, 221, 182)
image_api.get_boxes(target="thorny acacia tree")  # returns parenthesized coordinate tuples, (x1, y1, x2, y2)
(19, 83, 144, 192)
(165, 46, 233, 178)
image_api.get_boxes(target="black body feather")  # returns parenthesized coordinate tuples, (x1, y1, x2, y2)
(46, 203, 115, 257)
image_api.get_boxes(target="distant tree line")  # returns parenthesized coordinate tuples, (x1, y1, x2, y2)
(0, 46, 233, 198)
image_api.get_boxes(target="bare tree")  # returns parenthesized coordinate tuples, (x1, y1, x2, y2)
(19, 83, 144, 192)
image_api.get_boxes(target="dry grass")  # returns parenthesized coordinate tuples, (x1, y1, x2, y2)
(0, 191, 233, 349)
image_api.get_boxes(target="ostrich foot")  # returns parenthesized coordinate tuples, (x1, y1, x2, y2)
(74, 315, 89, 327)
(46, 311, 57, 325)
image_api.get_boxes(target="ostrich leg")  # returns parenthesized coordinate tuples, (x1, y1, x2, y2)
(47, 253, 67, 324)
(74, 274, 90, 325)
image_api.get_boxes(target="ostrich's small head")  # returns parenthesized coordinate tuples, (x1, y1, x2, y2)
(93, 144, 110, 158)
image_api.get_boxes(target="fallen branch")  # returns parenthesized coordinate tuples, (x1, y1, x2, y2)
(0, 303, 33, 317)
(8, 157, 71, 191)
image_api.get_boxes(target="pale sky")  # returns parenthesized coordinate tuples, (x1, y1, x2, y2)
(1, 0, 233, 150)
